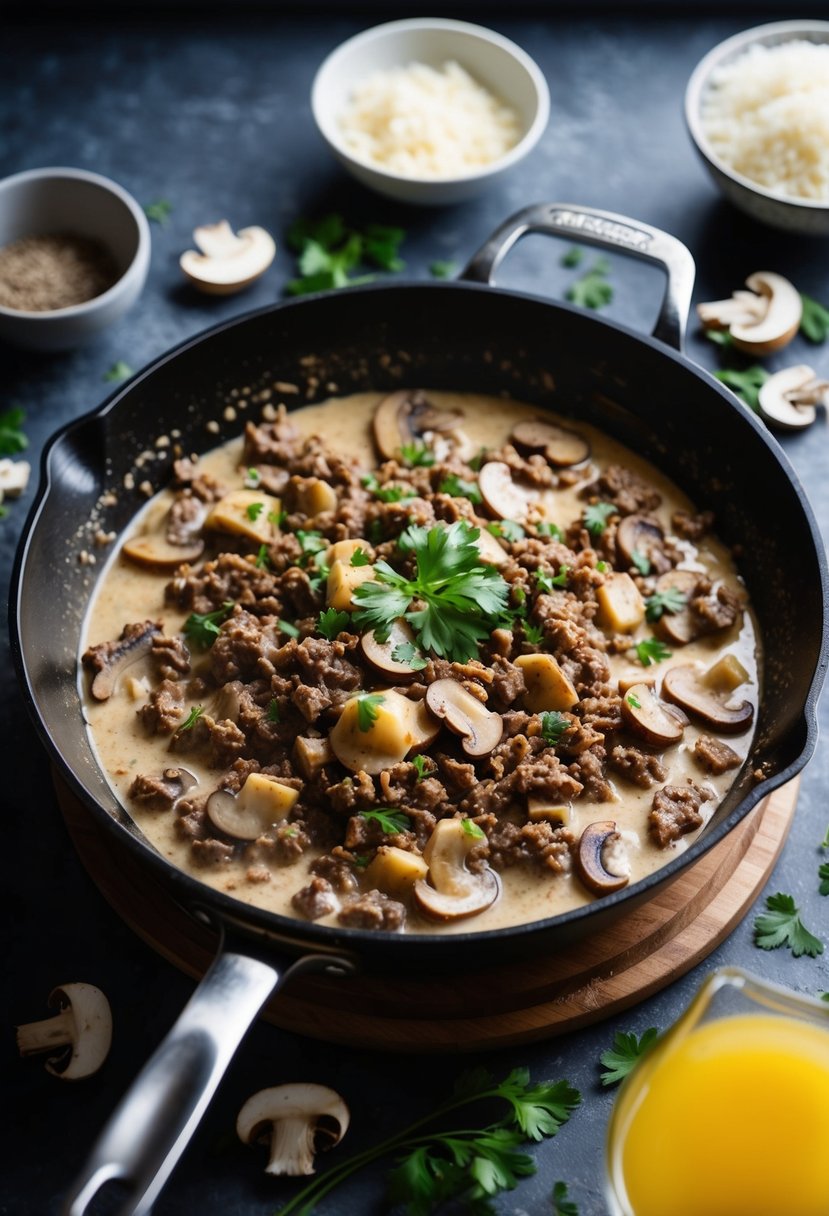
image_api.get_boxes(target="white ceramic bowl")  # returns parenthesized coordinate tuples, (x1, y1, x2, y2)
(685, 20, 829, 236)
(0, 167, 151, 350)
(311, 18, 550, 206)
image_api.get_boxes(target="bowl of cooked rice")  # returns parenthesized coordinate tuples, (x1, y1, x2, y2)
(685, 20, 829, 235)
(311, 17, 550, 205)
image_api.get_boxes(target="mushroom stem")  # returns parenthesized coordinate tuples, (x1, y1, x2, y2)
(267, 1116, 319, 1176)
(16, 1009, 75, 1055)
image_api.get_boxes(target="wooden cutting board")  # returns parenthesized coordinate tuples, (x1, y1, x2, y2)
(55, 775, 797, 1052)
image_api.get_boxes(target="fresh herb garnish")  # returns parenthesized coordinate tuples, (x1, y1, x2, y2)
(630, 548, 651, 576)
(627, 693, 642, 709)
(537, 521, 563, 541)
(818, 863, 829, 896)
(399, 440, 435, 468)
(754, 892, 824, 958)
(356, 692, 385, 731)
(266, 699, 280, 722)
(307, 561, 330, 595)
(411, 754, 430, 781)
(552, 1180, 579, 1215)
(362, 474, 416, 503)
(439, 474, 482, 505)
(183, 600, 234, 648)
(245, 467, 261, 487)
(560, 246, 584, 269)
(268, 508, 287, 527)
(540, 711, 569, 747)
(822, 824, 829, 850)
(583, 502, 616, 536)
(703, 328, 735, 348)
(0, 406, 28, 456)
(429, 259, 457, 279)
(566, 258, 613, 310)
(713, 366, 769, 412)
(800, 293, 829, 343)
(353, 521, 509, 664)
(143, 198, 173, 225)
(468, 447, 488, 472)
(488, 519, 526, 544)
(391, 640, 428, 670)
(254, 543, 270, 569)
(296, 529, 328, 566)
(103, 360, 134, 383)
(245, 500, 264, 522)
(179, 705, 204, 731)
(600, 1028, 660, 1086)
(635, 637, 672, 667)
(285, 214, 405, 295)
(318, 607, 351, 640)
(360, 807, 410, 834)
(273, 1066, 580, 1216)
(524, 622, 544, 645)
(645, 587, 687, 622)
(461, 818, 486, 840)
(278, 618, 300, 639)
(596, 560, 609, 573)
(350, 547, 371, 567)
(536, 565, 569, 593)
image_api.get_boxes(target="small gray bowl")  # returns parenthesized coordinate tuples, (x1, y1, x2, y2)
(685, 20, 829, 236)
(0, 166, 151, 350)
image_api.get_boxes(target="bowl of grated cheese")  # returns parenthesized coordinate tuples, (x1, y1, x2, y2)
(685, 20, 829, 235)
(311, 18, 550, 205)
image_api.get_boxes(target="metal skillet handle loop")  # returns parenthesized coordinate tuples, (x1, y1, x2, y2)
(64, 948, 355, 1216)
(460, 202, 696, 352)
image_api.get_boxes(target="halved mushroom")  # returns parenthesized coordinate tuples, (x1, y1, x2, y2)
(697, 289, 768, 330)
(575, 821, 629, 895)
(413, 818, 500, 921)
(82, 620, 161, 701)
(478, 461, 536, 522)
(510, 419, 591, 467)
(236, 1083, 350, 1176)
(123, 533, 205, 570)
(205, 489, 281, 544)
(330, 689, 439, 774)
(361, 618, 424, 679)
(728, 272, 802, 355)
(425, 679, 503, 757)
(206, 773, 300, 839)
(757, 365, 828, 431)
(372, 390, 465, 461)
(662, 665, 754, 733)
(652, 570, 703, 646)
(616, 515, 672, 575)
(180, 220, 276, 295)
(621, 682, 685, 747)
(16, 983, 112, 1080)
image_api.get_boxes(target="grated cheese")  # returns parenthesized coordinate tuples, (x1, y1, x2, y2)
(701, 40, 829, 201)
(337, 60, 522, 179)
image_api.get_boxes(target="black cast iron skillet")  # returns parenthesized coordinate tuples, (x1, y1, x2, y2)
(12, 205, 828, 1215)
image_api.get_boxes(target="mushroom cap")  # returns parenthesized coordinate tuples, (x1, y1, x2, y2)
(510, 419, 590, 467)
(425, 679, 503, 756)
(615, 514, 671, 575)
(123, 533, 205, 570)
(372, 390, 465, 461)
(414, 818, 500, 922)
(729, 271, 802, 355)
(180, 221, 276, 295)
(48, 984, 113, 1080)
(86, 620, 161, 701)
(237, 1083, 350, 1177)
(662, 664, 754, 734)
(575, 821, 630, 896)
(478, 461, 536, 522)
(206, 773, 299, 839)
(621, 682, 685, 747)
(757, 365, 822, 431)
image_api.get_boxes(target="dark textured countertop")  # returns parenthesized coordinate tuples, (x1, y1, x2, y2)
(2, 10, 828, 1216)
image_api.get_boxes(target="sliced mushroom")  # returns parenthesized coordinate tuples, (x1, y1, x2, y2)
(575, 821, 629, 895)
(729, 272, 802, 355)
(205, 489, 281, 544)
(0, 458, 31, 497)
(16, 983, 112, 1080)
(652, 570, 704, 646)
(474, 523, 511, 567)
(616, 515, 672, 575)
(662, 664, 754, 734)
(329, 689, 439, 774)
(697, 289, 768, 330)
(425, 679, 503, 757)
(82, 620, 161, 701)
(478, 461, 536, 522)
(372, 390, 465, 461)
(413, 818, 500, 921)
(180, 220, 276, 295)
(621, 682, 685, 747)
(237, 1083, 350, 1176)
(360, 618, 423, 679)
(510, 419, 590, 467)
(206, 773, 300, 839)
(123, 533, 205, 570)
(757, 365, 828, 431)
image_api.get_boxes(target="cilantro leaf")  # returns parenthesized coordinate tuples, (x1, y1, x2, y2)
(635, 637, 672, 667)
(391, 640, 428, 670)
(583, 502, 616, 536)
(600, 1027, 660, 1086)
(713, 365, 769, 412)
(820, 862, 829, 896)
(179, 705, 204, 731)
(552, 1180, 579, 1216)
(360, 807, 410, 834)
(439, 474, 482, 505)
(245, 500, 264, 521)
(0, 406, 28, 456)
(183, 601, 234, 648)
(356, 692, 385, 731)
(487, 520, 525, 544)
(560, 246, 584, 269)
(566, 262, 613, 310)
(429, 259, 457, 279)
(540, 711, 569, 746)
(400, 441, 435, 468)
(350, 546, 371, 566)
(537, 521, 563, 540)
(645, 586, 687, 622)
(630, 548, 651, 576)
(103, 360, 134, 383)
(800, 293, 829, 343)
(318, 607, 351, 640)
(411, 754, 430, 781)
(754, 892, 824, 957)
(143, 198, 173, 225)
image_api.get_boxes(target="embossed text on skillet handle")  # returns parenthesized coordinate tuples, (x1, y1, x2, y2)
(461, 202, 695, 352)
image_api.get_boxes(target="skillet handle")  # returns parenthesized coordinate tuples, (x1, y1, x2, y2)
(64, 946, 354, 1216)
(460, 202, 695, 352)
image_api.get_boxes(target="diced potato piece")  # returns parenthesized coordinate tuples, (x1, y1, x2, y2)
(293, 736, 333, 778)
(597, 572, 645, 633)
(239, 773, 299, 821)
(205, 489, 281, 544)
(326, 558, 376, 611)
(328, 538, 372, 565)
(294, 477, 337, 517)
(704, 654, 750, 692)
(365, 846, 428, 896)
(528, 797, 571, 825)
(515, 653, 579, 712)
(618, 674, 655, 695)
(125, 676, 149, 701)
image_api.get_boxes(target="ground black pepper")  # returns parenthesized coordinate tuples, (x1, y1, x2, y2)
(0, 232, 120, 312)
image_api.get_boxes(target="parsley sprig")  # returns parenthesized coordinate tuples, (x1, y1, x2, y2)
(360, 808, 411, 835)
(600, 1028, 660, 1086)
(552, 1180, 579, 1215)
(355, 692, 385, 731)
(318, 608, 351, 640)
(0, 406, 28, 456)
(583, 502, 616, 536)
(753, 892, 824, 958)
(274, 1066, 580, 1216)
(566, 256, 613, 310)
(713, 366, 768, 412)
(353, 521, 509, 664)
(645, 587, 687, 622)
(540, 711, 569, 747)
(183, 601, 234, 648)
(635, 637, 672, 667)
(285, 214, 405, 296)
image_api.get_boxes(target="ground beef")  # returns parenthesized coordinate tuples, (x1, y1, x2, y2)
(245, 824, 311, 866)
(190, 838, 235, 866)
(672, 509, 715, 541)
(649, 782, 711, 847)
(693, 735, 742, 775)
(292, 877, 338, 920)
(166, 494, 208, 546)
(608, 744, 667, 788)
(139, 679, 185, 734)
(486, 820, 575, 871)
(328, 772, 376, 814)
(310, 853, 359, 893)
(488, 656, 527, 711)
(128, 769, 186, 812)
(692, 583, 742, 632)
(570, 745, 614, 801)
(587, 464, 662, 515)
(81, 620, 161, 695)
(337, 890, 406, 931)
(151, 634, 191, 680)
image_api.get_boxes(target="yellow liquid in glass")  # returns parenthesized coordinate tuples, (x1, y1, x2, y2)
(613, 1014, 829, 1216)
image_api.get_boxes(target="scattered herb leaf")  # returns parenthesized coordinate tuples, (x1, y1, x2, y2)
(536, 565, 569, 593)
(285, 214, 405, 295)
(318, 607, 351, 640)
(296, 529, 328, 566)
(183, 601, 234, 648)
(635, 637, 673, 667)
(362, 473, 416, 503)
(266, 699, 280, 722)
(626, 693, 642, 708)
(400, 440, 435, 468)
(583, 502, 616, 536)
(179, 705, 204, 731)
(540, 711, 569, 747)
(278, 618, 300, 638)
(754, 892, 824, 958)
(552, 1180, 579, 1216)
(600, 1028, 660, 1086)
(468, 447, 488, 472)
(439, 474, 482, 505)
(461, 818, 486, 840)
(255, 543, 270, 569)
(143, 198, 173, 225)
(596, 560, 609, 573)
(560, 246, 584, 269)
(713, 366, 769, 412)
(645, 587, 687, 622)
(630, 548, 651, 576)
(818, 862, 829, 896)
(566, 259, 613, 310)
(268, 508, 287, 527)
(800, 293, 829, 343)
(356, 692, 385, 731)
(391, 640, 428, 670)
(103, 360, 134, 383)
(537, 521, 563, 540)
(350, 547, 371, 567)
(487, 520, 525, 544)
(0, 406, 28, 456)
(411, 754, 430, 782)
(703, 328, 735, 348)
(360, 807, 410, 834)
(429, 259, 457, 279)
(524, 622, 544, 645)
(245, 500, 264, 522)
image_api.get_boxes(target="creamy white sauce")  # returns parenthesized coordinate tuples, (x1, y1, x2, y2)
(81, 392, 760, 935)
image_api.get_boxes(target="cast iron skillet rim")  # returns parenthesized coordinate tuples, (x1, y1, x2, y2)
(10, 279, 829, 957)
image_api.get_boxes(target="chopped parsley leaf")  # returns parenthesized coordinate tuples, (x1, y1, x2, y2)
(268, 508, 287, 527)
(266, 699, 280, 722)
(391, 640, 427, 670)
(438, 474, 482, 505)
(524, 622, 544, 645)
(360, 807, 410, 834)
(583, 501, 616, 536)
(645, 586, 687, 622)
(285, 214, 405, 295)
(356, 692, 385, 731)
(411, 754, 430, 781)
(318, 607, 351, 640)
(429, 259, 457, 279)
(487, 519, 525, 543)
(143, 198, 173, 225)
(754, 892, 823, 958)
(0, 406, 28, 456)
(800, 293, 829, 343)
(461, 818, 485, 840)
(818, 862, 829, 896)
(626, 693, 642, 708)
(254, 543, 270, 569)
(540, 711, 569, 746)
(713, 365, 768, 412)
(296, 529, 327, 566)
(103, 360, 134, 383)
(566, 260, 613, 310)
(552, 1180, 580, 1216)
(246, 500, 265, 522)
(537, 521, 563, 540)
(635, 637, 672, 667)
(179, 705, 204, 731)
(560, 246, 584, 269)
(399, 440, 435, 468)
(278, 618, 300, 638)
(362, 474, 416, 503)
(596, 560, 609, 573)
(631, 548, 651, 576)
(350, 547, 371, 567)
(183, 601, 234, 648)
